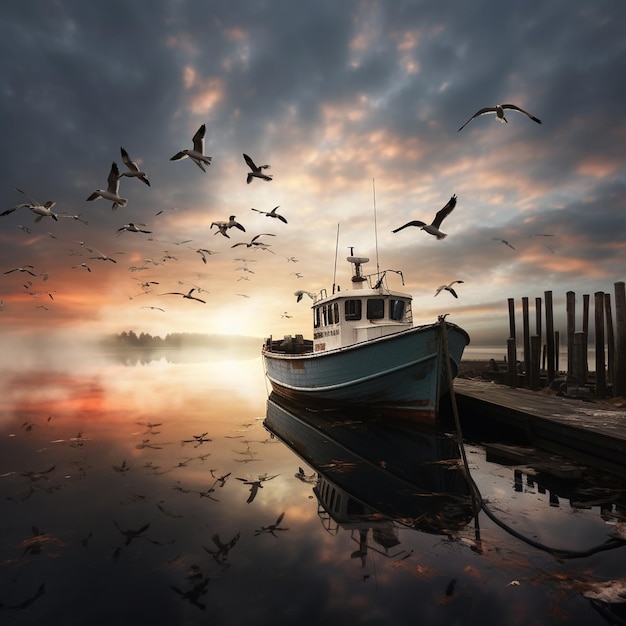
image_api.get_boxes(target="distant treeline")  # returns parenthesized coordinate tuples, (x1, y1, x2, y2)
(101, 331, 261, 351)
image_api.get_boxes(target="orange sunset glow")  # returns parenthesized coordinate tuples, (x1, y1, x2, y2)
(1, 2, 625, 357)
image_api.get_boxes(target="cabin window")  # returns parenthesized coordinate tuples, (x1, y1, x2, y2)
(333, 303, 339, 324)
(390, 299, 406, 321)
(345, 299, 362, 321)
(367, 298, 385, 320)
(314, 307, 321, 328)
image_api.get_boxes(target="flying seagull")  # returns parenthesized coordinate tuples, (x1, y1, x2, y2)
(493, 238, 516, 250)
(59, 212, 88, 225)
(170, 124, 212, 172)
(458, 104, 542, 132)
(119, 147, 150, 186)
(116, 222, 152, 235)
(88, 247, 122, 262)
(243, 153, 272, 183)
(294, 290, 316, 303)
(4, 265, 36, 276)
(2, 188, 58, 222)
(392, 194, 457, 240)
(210, 215, 245, 238)
(86, 162, 128, 210)
(194, 248, 217, 263)
(231, 233, 275, 250)
(435, 280, 464, 299)
(160, 288, 206, 303)
(251, 206, 287, 223)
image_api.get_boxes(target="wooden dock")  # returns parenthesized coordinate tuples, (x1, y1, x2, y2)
(452, 378, 626, 479)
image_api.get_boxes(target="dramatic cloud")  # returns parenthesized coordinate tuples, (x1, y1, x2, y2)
(1, 1, 624, 349)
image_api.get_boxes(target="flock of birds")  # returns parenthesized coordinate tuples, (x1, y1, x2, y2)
(0, 122, 307, 316)
(1, 103, 546, 318)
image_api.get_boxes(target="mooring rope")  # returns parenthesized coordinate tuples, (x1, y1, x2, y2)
(439, 315, 626, 560)
(439, 314, 483, 538)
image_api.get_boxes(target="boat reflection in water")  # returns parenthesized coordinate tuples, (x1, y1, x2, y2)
(263, 393, 476, 561)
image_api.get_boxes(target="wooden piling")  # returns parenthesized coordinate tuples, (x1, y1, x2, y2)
(594, 292, 606, 397)
(522, 297, 531, 387)
(572, 331, 587, 384)
(508, 298, 516, 339)
(555, 331, 560, 372)
(535, 297, 542, 344)
(614, 282, 626, 397)
(545, 291, 556, 383)
(507, 337, 517, 388)
(604, 293, 614, 388)
(566, 291, 575, 375)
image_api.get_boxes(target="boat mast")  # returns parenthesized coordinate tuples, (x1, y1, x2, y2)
(373, 178, 381, 282)
(332, 223, 340, 294)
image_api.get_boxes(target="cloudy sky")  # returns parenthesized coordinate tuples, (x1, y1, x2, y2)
(1, 1, 625, 351)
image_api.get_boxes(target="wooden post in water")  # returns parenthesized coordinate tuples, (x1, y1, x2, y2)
(572, 331, 587, 384)
(566, 291, 575, 375)
(583, 294, 590, 336)
(530, 335, 541, 390)
(555, 331, 560, 372)
(605, 293, 615, 388)
(545, 291, 556, 383)
(595, 292, 606, 397)
(613, 282, 626, 397)
(506, 297, 517, 386)
(507, 337, 517, 388)
(535, 297, 542, 345)
(508, 298, 516, 339)
(522, 297, 531, 388)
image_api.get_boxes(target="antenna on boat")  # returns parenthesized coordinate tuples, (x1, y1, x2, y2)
(332, 223, 340, 294)
(372, 178, 381, 281)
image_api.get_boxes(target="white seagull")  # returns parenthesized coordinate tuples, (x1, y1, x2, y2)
(116, 222, 152, 235)
(458, 104, 542, 132)
(119, 147, 150, 186)
(243, 153, 272, 183)
(210, 216, 246, 238)
(194, 248, 217, 263)
(434, 280, 464, 299)
(251, 206, 287, 223)
(59, 212, 88, 225)
(160, 288, 206, 304)
(170, 124, 212, 172)
(1, 188, 58, 222)
(4, 265, 36, 277)
(231, 233, 275, 250)
(294, 290, 316, 303)
(88, 247, 122, 262)
(86, 162, 128, 210)
(392, 195, 457, 240)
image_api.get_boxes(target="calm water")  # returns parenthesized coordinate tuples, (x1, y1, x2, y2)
(1, 350, 625, 625)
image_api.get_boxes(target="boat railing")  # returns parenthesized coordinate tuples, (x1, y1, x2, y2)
(365, 269, 405, 291)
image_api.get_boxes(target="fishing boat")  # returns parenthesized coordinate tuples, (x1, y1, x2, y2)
(262, 254, 470, 420)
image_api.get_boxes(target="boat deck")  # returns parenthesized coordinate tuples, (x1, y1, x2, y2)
(452, 378, 626, 478)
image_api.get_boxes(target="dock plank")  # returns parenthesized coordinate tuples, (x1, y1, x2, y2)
(452, 378, 626, 478)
